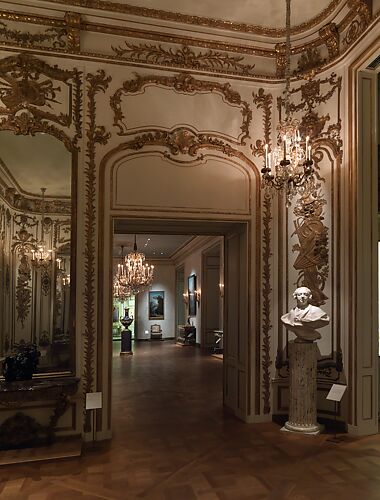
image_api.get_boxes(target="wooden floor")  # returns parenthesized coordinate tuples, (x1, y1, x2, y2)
(1, 341, 380, 499)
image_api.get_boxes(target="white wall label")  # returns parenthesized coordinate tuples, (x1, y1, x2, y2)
(326, 384, 347, 402)
(86, 392, 102, 410)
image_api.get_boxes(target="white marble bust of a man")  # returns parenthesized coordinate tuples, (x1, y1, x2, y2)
(281, 286, 329, 342)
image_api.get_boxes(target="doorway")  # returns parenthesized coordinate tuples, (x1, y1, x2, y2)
(107, 218, 250, 427)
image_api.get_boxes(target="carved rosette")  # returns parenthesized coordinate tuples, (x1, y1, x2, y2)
(83, 70, 111, 432)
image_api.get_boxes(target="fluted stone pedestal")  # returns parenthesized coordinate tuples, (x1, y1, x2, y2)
(282, 340, 322, 435)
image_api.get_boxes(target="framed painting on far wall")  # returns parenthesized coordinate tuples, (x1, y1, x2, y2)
(149, 291, 164, 320)
(188, 274, 196, 316)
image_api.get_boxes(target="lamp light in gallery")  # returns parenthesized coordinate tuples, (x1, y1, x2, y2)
(117, 237, 154, 295)
(260, 0, 315, 207)
(31, 187, 53, 268)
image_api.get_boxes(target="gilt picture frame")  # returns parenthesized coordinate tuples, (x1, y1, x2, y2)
(149, 291, 164, 320)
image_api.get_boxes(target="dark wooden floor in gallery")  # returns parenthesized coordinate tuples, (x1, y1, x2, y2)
(1, 341, 380, 499)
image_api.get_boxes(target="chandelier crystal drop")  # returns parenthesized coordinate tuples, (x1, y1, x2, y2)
(31, 187, 53, 268)
(261, 0, 315, 207)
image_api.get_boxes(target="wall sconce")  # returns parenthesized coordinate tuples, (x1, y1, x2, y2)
(195, 289, 201, 304)
(219, 283, 224, 298)
(183, 291, 189, 304)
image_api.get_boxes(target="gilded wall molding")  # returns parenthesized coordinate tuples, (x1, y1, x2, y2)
(110, 73, 252, 145)
(111, 42, 255, 76)
(261, 193, 272, 414)
(0, 22, 66, 49)
(251, 88, 273, 158)
(40, 0, 344, 38)
(83, 69, 111, 432)
(0, 1, 374, 80)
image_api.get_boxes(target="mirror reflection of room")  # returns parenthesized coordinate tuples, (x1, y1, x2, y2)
(0, 132, 73, 372)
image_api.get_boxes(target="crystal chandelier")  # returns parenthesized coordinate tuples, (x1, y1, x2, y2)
(117, 236, 154, 295)
(261, 0, 315, 207)
(31, 187, 53, 268)
(113, 245, 132, 301)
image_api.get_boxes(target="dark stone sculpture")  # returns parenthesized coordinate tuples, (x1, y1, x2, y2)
(2, 343, 40, 382)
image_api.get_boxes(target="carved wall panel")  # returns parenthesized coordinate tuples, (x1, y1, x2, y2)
(110, 73, 252, 145)
(275, 71, 343, 388)
(0, 53, 82, 149)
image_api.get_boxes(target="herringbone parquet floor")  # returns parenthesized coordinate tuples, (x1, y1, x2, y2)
(1, 341, 380, 499)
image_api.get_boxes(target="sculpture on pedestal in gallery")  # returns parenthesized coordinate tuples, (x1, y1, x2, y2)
(281, 286, 330, 435)
(281, 287, 329, 342)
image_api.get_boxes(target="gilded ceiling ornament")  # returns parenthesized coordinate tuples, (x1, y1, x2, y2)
(111, 72, 251, 144)
(319, 23, 340, 60)
(111, 42, 255, 76)
(275, 43, 286, 79)
(0, 21, 66, 49)
(295, 48, 325, 79)
(64, 11, 81, 53)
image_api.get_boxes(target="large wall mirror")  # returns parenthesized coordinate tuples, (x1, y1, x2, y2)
(0, 131, 75, 374)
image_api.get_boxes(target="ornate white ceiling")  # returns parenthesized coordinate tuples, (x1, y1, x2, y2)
(113, 233, 194, 259)
(102, 0, 336, 30)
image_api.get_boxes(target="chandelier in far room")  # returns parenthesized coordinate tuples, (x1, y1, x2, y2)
(31, 187, 53, 268)
(260, 0, 315, 207)
(115, 238, 154, 296)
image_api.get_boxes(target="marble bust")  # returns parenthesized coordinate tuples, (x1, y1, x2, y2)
(281, 287, 329, 342)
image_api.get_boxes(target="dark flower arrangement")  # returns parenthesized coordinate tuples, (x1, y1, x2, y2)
(2, 343, 40, 382)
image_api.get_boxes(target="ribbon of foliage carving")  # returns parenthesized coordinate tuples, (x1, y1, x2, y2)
(251, 88, 273, 157)
(252, 88, 273, 413)
(0, 21, 67, 49)
(262, 194, 273, 413)
(111, 42, 255, 76)
(110, 72, 251, 144)
(83, 70, 111, 431)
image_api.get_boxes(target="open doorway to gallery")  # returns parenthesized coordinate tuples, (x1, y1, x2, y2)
(107, 217, 251, 431)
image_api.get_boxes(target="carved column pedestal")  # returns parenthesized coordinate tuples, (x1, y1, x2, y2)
(282, 341, 322, 435)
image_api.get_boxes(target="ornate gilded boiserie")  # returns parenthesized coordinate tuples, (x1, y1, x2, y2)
(15, 252, 32, 327)
(261, 194, 273, 414)
(0, 21, 66, 49)
(0, 53, 82, 149)
(111, 42, 255, 76)
(319, 23, 340, 60)
(251, 88, 273, 158)
(83, 69, 111, 432)
(110, 73, 251, 144)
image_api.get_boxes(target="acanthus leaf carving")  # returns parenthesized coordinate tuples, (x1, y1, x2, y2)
(111, 42, 255, 76)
